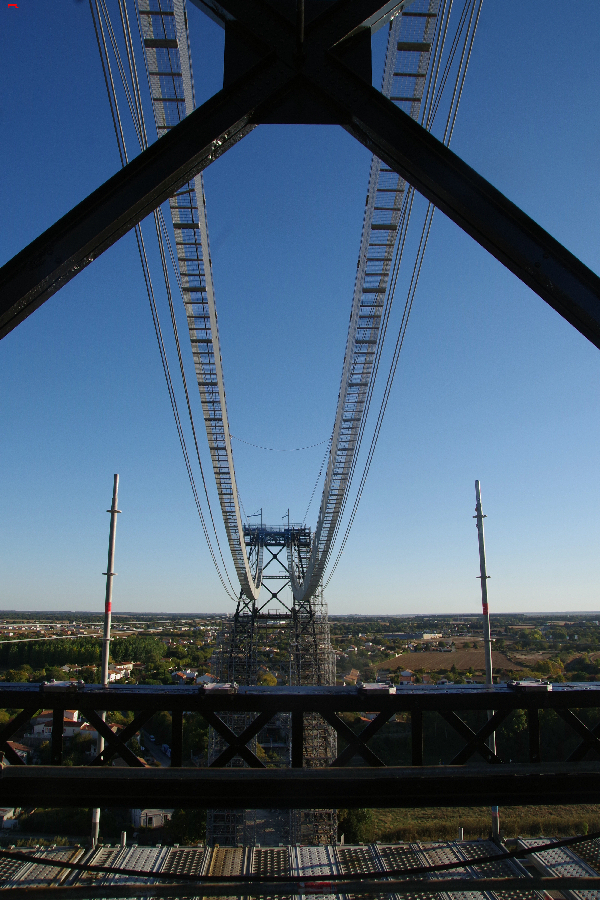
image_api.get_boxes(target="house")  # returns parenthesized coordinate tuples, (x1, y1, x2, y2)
(0, 808, 19, 829)
(171, 668, 199, 684)
(30, 712, 120, 752)
(6, 742, 31, 764)
(31, 710, 82, 740)
(398, 669, 415, 684)
(107, 662, 133, 682)
(343, 668, 360, 685)
(130, 808, 174, 829)
(195, 673, 216, 685)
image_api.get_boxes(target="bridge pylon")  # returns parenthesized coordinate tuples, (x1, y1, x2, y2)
(207, 524, 337, 846)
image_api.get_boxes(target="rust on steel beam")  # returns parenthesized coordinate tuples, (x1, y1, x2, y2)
(3, 763, 600, 809)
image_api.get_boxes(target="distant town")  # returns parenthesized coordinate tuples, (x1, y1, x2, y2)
(0, 610, 598, 689)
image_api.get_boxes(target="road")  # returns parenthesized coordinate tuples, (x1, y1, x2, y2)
(140, 731, 171, 767)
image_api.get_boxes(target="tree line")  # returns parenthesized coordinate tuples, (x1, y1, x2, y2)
(0, 634, 168, 670)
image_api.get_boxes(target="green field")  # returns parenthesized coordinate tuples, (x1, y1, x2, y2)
(369, 805, 600, 842)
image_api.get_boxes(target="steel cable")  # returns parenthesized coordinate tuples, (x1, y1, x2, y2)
(326, 0, 482, 586)
(229, 434, 330, 452)
(119, 0, 238, 596)
(323, 1, 453, 576)
(89, 0, 236, 600)
(132, 0, 260, 600)
(303, 435, 333, 525)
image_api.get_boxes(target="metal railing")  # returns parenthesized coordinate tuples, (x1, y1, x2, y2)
(2, 681, 600, 809)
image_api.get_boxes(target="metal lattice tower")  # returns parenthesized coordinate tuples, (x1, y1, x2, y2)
(207, 527, 337, 846)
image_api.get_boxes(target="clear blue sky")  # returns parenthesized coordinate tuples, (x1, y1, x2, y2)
(1, 1, 600, 616)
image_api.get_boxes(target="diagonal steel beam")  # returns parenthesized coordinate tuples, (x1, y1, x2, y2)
(156, 0, 600, 351)
(1, 0, 600, 353)
(0, 56, 287, 339)
(0, 708, 38, 767)
(557, 708, 600, 762)
(321, 710, 387, 766)
(202, 710, 269, 767)
(86, 709, 151, 767)
(448, 708, 509, 765)
(304, 52, 600, 349)
(439, 709, 505, 764)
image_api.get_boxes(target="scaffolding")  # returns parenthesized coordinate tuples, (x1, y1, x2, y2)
(290, 582, 337, 846)
(207, 526, 337, 847)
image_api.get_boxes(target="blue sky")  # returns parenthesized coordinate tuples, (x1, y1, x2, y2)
(1, 1, 600, 616)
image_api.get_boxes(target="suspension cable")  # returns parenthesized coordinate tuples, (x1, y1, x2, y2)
(230, 434, 330, 452)
(323, 1, 453, 572)
(326, 0, 483, 585)
(89, 0, 236, 600)
(116, 0, 237, 595)
(303, 435, 333, 525)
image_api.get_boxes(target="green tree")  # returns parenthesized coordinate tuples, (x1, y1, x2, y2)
(4, 667, 31, 682)
(146, 711, 172, 745)
(338, 808, 374, 843)
(166, 809, 206, 844)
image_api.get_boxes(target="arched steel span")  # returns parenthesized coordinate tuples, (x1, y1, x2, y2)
(138, 0, 443, 604)
(138, 0, 263, 601)
(289, 3, 444, 602)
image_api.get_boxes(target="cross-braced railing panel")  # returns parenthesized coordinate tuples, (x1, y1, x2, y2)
(4, 682, 600, 778)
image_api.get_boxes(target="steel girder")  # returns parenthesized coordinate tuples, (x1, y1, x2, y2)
(3, 762, 600, 809)
(1, 0, 599, 349)
(2, 683, 600, 808)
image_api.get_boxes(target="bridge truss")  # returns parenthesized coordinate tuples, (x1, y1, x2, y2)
(135, 0, 454, 610)
(2, 0, 600, 864)
(130, 0, 471, 844)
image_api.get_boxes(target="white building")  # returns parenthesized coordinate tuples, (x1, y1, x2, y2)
(107, 662, 134, 682)
(130, 808, 174, 829)
(0, 808, 19, 829)
(31, 710, 81, 739)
